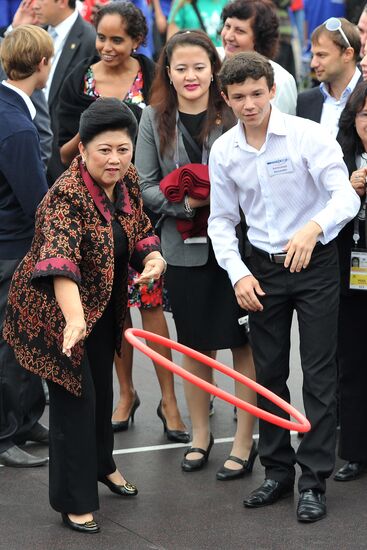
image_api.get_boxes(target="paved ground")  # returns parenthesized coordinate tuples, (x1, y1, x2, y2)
(1, 311, 366, 550)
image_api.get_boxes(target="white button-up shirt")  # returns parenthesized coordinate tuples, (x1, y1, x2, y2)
(1, 80, 36, 119)
(208, 106, 360, 287)
(319, 67, 361, 138)
(43, 9, 79, 101)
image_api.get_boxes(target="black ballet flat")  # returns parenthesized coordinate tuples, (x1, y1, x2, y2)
(112, 392, 140, 432)
(181, 433, 214, 472)
(98, 475, 138, 496)
(216, 441, 258, 481)
(157, 400, 190, 443)
(61, 513, 100, 534)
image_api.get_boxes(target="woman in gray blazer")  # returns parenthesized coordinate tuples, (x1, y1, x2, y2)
(136, 30, 258, 479)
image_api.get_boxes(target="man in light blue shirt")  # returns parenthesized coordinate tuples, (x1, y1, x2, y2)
(208, 51, 360, 523)
(297, 17, 361, 138)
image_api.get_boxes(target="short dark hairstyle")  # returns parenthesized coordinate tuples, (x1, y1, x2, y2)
(311, 18, 361, 62)
(219, 51, 274, 95)
(79, 98, 138, 145)
(220, 0, 279, 59)
(94, 1, 148, 46)
(339, 80, 367, 157)
(68, 0, 76, 8)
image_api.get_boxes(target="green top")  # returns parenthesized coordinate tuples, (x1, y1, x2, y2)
(168, 0, 228, 47)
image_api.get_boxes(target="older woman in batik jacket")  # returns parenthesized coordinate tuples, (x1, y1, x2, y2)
(3, 98, 165, 535)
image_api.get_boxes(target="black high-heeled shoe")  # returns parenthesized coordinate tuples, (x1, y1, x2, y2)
(112, 392, 140, 433)
(216, 441, 258, 481)
(61, 513, 100, 534)
(181, 433, 214, 472)
(157, 400, 190, 443)
(98, 475, 138, 496)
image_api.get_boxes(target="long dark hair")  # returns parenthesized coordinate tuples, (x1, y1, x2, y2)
(149, 30, 235, 157)
(339, 81, 367, 157)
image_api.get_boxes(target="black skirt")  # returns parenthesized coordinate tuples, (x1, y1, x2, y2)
(165, 244, 248, 351)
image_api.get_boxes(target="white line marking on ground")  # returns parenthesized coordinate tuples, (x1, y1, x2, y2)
(0, 432, 302, 465)
(112, 432, 300, 456)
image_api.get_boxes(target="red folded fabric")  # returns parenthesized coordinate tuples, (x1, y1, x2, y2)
(160, 163, 210, 202)
(176, 206, 210, 240)
(159, 164, 210, 241)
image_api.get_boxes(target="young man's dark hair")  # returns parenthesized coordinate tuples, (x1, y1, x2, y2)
(219, 51, 275, 95)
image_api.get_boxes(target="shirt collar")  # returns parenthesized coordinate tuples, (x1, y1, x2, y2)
(78, 158, 133, 222)
(235, 105, 286, 150)
(320, 67, 361, 100)
(1, 80, 36, 119)
(48, 9, 78, 42)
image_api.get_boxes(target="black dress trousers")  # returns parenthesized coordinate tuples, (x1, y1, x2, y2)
(338, 293, 367, 461)
(47, 220, 128, 514)
(47, 299, 117, 514)
(0, 259, 45, 453)
(247, 242, 339, 493)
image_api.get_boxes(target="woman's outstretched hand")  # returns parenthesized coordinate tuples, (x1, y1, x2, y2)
(62, 316, 87, 357)
(134, 257, 166, 285)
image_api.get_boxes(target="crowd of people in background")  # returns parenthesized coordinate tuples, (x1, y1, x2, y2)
(1, 0, 367, 536)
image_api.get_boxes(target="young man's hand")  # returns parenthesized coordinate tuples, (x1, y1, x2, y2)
(283, 221, 322, 273)
(234, 275, 265, 312)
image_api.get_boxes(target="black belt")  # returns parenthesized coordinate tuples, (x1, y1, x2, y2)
(251, 246, 287, 264)
(251, 242, 324, 264)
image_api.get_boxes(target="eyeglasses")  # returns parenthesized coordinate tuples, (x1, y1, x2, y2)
(324, 17, 351, 49)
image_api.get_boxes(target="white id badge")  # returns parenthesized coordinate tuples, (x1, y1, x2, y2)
(266, 158, 294, 177)
(183, 237, 208, 244)
(349, 249, 367, 290)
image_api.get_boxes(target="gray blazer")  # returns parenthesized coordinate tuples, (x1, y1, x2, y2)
(135, 106, 222, 267)
(0, 54, 53, 169)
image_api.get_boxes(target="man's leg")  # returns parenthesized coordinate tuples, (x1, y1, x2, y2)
(293, 242, 339, 522)
(295, 244, 339, 493)
(244, 252, 296, 507)
(0, 259, 46, 465)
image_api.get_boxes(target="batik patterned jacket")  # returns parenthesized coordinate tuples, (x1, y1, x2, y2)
(3, 156, 160, 396)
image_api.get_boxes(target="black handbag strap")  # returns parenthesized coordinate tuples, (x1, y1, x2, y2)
(177, 117, 203, 159)
(191, 0, 208, 34)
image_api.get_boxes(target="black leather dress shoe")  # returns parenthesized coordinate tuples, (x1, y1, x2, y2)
(61, 513, 100, 534)
(216, 441, 258, 481)
(297, 489, 326, 523)
(334, 461, 367, 482)
(243, 478, 294, 508)
(181, 433, 214, 472)
(22, 422, 49, 445)
(0, 445, 48, 467)
(98, 476, 138, 496)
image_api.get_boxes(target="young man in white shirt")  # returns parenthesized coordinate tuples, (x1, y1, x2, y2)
(208, 51, 360, 523)
(218, 0, 297, 115)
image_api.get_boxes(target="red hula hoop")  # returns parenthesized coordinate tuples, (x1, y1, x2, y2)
(124, 328, 311, 433)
